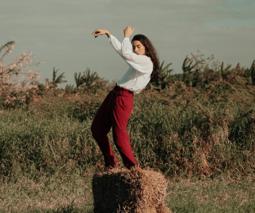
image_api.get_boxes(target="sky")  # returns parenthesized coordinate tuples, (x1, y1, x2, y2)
(1, 0, 255, 84)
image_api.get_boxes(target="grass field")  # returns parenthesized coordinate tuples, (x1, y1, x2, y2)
(1, 169, 254, 213)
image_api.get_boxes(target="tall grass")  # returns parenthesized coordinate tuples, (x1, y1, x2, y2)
(1, 62, 255, 181)
(0, 104, 99, 181)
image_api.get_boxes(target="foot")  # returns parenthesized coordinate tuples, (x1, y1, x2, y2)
(129, 164, 142, 172)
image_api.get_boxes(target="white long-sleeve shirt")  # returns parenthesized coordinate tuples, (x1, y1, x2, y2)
(109, 34, 153, 94)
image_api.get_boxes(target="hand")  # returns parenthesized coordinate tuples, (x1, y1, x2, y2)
(92, 28, 111, 38)
(123, 26, 134, 38)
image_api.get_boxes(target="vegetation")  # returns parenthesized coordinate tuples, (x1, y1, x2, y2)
(1, 172, 254, 212)
(51, 67, 67, 87)
(250, 60, 255, 85)
(1, 45, 255, 179)
(0, 41, 39, 109)
(0, 41, 255, 212)
(149, 60, 173, 90)
(73, 68, 108, 93)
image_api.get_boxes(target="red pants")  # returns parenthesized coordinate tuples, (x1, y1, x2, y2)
(91, 85, 138, 169)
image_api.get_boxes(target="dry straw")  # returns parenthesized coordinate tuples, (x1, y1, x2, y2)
(92, 168, 171, 213)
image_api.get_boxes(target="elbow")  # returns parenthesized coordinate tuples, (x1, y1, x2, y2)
(121, 50, 132, 60)
(121, 49, 127, 56)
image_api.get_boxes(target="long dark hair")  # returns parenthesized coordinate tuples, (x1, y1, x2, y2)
(132, 34, 160, 82)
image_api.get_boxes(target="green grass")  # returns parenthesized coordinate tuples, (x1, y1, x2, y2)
(168, 176, 255, 213)
(0, 171, 254, 212)
(0, 170, 94, 213)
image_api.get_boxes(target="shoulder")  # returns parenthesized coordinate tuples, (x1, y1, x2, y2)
(143, 55, 153, 67)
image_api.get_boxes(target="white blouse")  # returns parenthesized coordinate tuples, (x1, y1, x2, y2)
(108, 34, 153, 94)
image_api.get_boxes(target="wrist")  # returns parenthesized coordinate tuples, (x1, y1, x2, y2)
(105, 31, 111, 38)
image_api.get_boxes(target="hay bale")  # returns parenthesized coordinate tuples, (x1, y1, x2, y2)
(92, 168, 171, 213)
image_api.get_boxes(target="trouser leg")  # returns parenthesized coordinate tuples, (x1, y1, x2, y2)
(91, 91, 118, 167)
(112, 93, 137, 169)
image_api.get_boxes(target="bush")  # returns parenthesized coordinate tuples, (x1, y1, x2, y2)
(0, 41, 40, 109)
(229, 108, 255, 149)
(0, 109, 99, 181)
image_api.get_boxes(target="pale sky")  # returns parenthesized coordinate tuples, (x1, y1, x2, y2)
(1, 0, 255, 84)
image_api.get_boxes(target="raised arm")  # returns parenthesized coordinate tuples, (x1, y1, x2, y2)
(121, 26, 153, 74)
(92, 26, 153, 73)
(92, 28, 122, 55)
(109, 34, 122, 56)
(121, 36, 153, 74)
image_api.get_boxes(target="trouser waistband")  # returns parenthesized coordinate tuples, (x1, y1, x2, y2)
(113, 85, 134, 95)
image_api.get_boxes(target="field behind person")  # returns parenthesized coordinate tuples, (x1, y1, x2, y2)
(1, 44, 255, 212)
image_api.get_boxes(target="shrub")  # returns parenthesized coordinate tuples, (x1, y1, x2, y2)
(149, 60, 173, 90)
(229, 108, 255, 149)
(0, 41, 40, 109)
(74, 68, 108, 93)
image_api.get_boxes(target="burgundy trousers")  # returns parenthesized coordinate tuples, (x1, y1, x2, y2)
(91, 85, 138, 169)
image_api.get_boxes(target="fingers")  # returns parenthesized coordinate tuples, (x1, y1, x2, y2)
(129, 26, 135, 31)
(91, 30, 101, 38)
(123, 25, 134, 37)
(124, 25, 134, 31)
(91, 29, 105, 38)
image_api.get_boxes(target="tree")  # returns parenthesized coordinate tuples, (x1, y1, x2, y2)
(149, 60, 173, 90)
(74, 68, 100, 89)
(51, 67, 67, 87)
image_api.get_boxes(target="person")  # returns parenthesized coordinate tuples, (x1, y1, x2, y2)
(91, 26, 159, 170)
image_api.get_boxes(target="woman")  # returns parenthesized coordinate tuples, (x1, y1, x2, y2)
(91, 26, 159, 170)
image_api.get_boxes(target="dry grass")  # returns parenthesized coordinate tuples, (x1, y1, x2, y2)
(92, 168, 170, 213)
(0, 171, 92, 212)
(167, 175, 255, 212)
(0, 169, 254, 212)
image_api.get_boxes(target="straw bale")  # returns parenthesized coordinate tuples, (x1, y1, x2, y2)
(92, 168, 171, 213)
